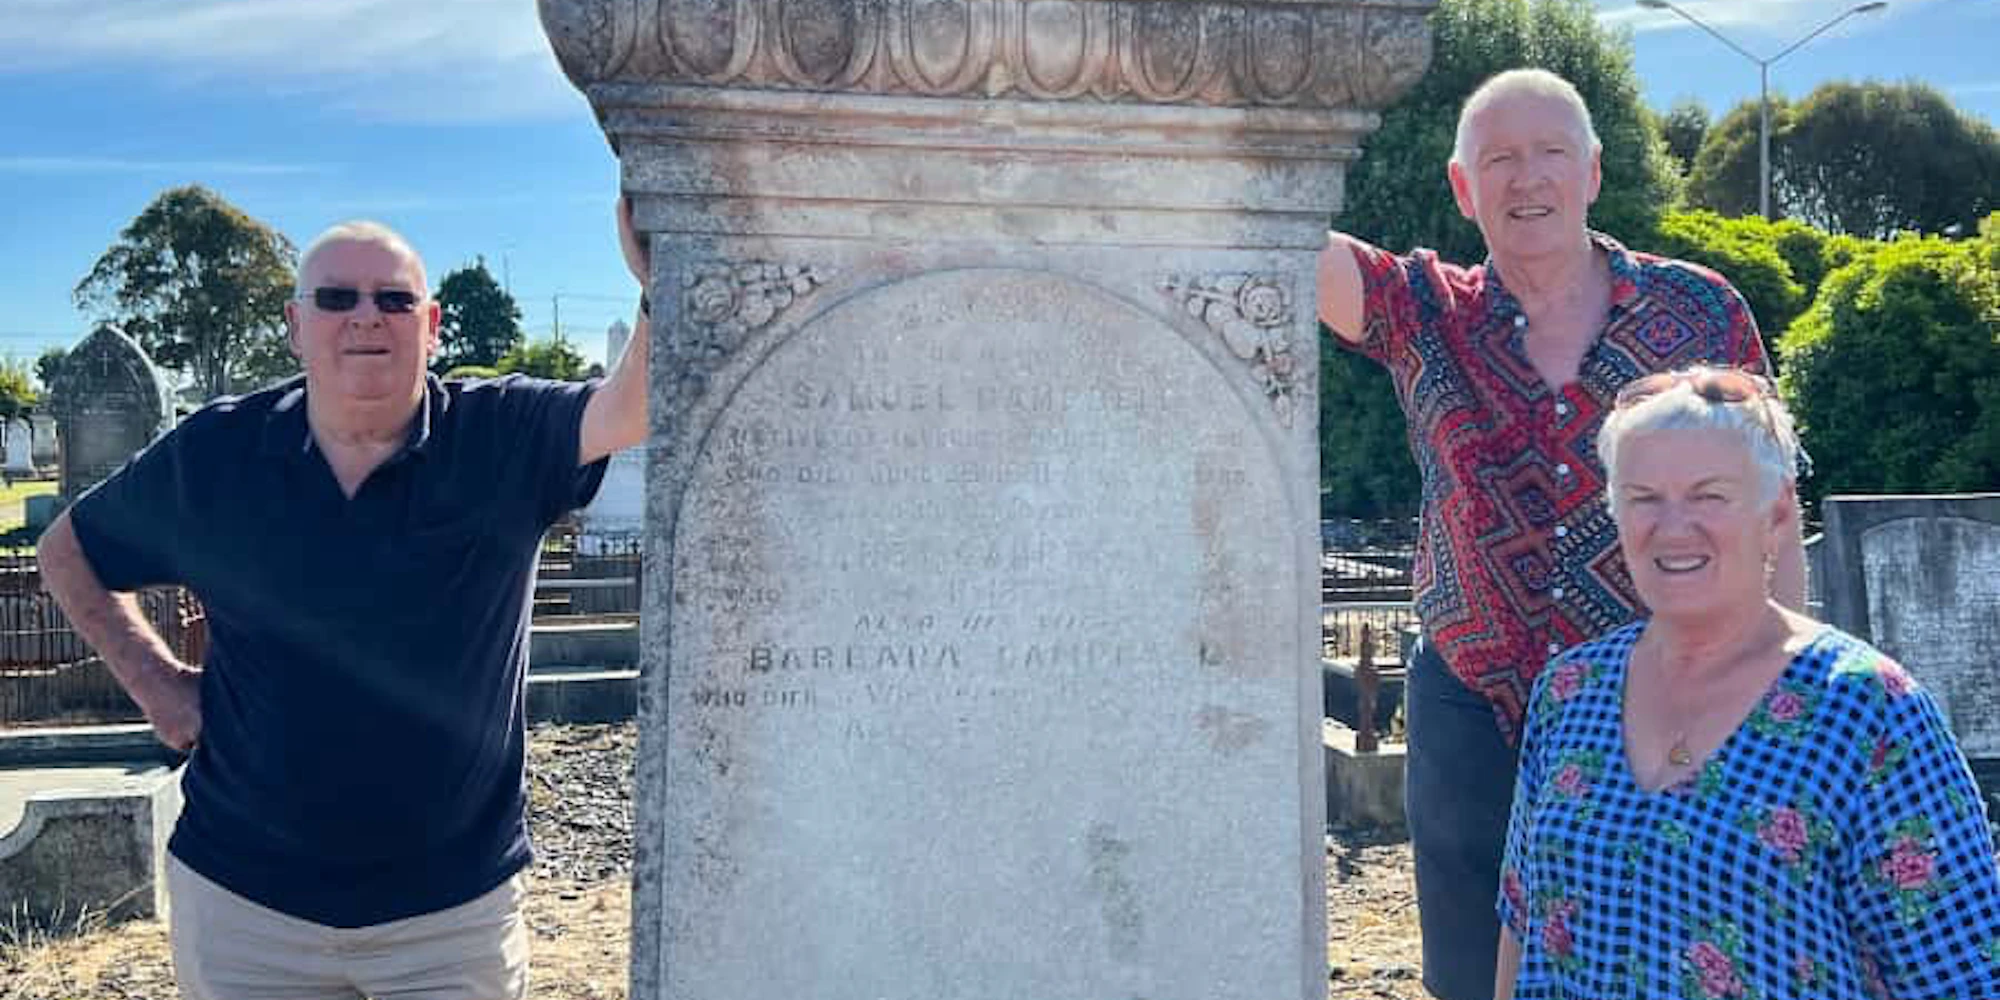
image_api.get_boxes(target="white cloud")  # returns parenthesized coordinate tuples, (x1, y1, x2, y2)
(0, 155, 326, 175)
(1949, 81, 2000, 97)
(0, 0, 580, 123)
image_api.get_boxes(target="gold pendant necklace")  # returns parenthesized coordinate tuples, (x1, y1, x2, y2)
(1668, 733, 1694, 768)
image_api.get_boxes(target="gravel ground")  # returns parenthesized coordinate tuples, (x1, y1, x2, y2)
(1, 721, 1424, 1000)
(526, 724, 637, 885)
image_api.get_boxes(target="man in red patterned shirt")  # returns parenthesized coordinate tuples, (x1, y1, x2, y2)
(1317, 68, 1806, 1000)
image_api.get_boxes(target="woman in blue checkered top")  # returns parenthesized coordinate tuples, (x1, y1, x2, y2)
(1494, 365, 2000, 999)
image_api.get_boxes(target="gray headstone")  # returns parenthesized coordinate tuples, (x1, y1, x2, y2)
(541, 2, 1434, 997)
(1821, 494, 2000, 758)
(46, 326, 172, 505)
(3, 419, 34, 473)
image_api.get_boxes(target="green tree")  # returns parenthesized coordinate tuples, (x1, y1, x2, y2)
(1319, 340, 1417, 519)
(1685, 97, 1785, 220)
(1323, 0, 1681, 521)
(434, 258, 524, 372)
(1658, 97, 1709, 177)
(1777, 220, 2000, 504)
(497, 338, 587, 381)
(33, 346, 66, 392)
(1781, 82, 2000, 238)
(0, 358, 39, 426)
(1690, 81, 2000, 237)
(234, 332, 302, 391)
(72, 185, 297, 399)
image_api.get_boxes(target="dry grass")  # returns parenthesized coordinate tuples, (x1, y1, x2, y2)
(0, 877, 630, 1000)
(0, 837, 1424, 1000)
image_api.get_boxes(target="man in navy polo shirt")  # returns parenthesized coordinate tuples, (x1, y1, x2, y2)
(37, 209, 651, 999)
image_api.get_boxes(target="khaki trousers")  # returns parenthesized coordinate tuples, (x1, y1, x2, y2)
(166, 855, 529, 1000)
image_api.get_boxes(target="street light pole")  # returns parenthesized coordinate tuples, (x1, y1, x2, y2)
(1759, 61, 1770, 221)
(1637, 0, 1888, 220)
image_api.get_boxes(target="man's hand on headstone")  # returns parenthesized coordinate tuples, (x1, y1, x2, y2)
(618, 196, 650, 287)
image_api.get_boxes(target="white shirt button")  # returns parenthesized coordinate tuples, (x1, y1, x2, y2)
(1552, 586, 1566, 599)
(1513, 314, 1528, 329)
(1547, 642, 1563, 655)
(1554, 463, 1571, 477)
(1554, 525, 1569, 538)
(1554, 401, 1569, 417)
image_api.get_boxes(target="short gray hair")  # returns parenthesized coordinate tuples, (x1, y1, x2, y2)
(295, 220, 424, 298)
(1451, 68, 1602, 167)
(1597, 374, 1803, 514)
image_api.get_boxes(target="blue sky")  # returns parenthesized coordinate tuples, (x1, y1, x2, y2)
(1, 0, 1995, 373)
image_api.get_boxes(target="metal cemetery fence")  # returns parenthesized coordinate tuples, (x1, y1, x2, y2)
(6, 529, 1409, 728)
(0, 585, 204, 727)
(0, 534, 642, 729)
(1320, 528, 1418, 663)
(535, 530, 642, 616)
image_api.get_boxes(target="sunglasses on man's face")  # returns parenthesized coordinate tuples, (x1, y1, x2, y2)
(1613, 367, 1774, 409)
(304, 287, 423, 314)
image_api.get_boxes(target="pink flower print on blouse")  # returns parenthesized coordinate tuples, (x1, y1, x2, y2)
(1548, 750, 1604, 803)
(1877, 659, 1915, 699)
(1760, 807, 1809, 861)
(1867, 816, 1958, 924)
(1502, 867, 1529, 935)
(1680, 921, 1753, 999)
(1882, 837, 1938, 891)
(1554, 764, 1586, 796)
(1537, 660, 1594, 715)
(1536, 896, 1583, 972)
(1686, 941, 1746, 998)
(1864, 734, 1909, 787)
(1737, 800, 1835, 883)
(1747, 682, 1817, 741)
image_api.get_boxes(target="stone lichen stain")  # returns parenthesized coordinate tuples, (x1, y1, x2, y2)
(1194, 704, 1270, 755)
(1085, 822, 1143, 961)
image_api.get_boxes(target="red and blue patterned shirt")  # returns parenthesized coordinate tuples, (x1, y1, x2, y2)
(1342, 232, 1768, 740)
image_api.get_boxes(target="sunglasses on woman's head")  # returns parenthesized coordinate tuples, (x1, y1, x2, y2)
(1614, 367, 1773, 410)
(303, 287, 423, 314)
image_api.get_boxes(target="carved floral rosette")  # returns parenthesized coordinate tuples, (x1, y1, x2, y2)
(541, 0, 1433, 111)
(1161, 272, 1300, 426)
(679, 259, 830, 358)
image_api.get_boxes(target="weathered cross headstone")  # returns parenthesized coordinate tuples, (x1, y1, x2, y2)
(541, 2, 1433, 996)
(46, 325, 172, 506)
(1821, 494, 2000, 758)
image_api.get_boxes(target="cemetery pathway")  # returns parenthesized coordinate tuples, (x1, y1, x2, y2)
(0, 722, 1425, 1000)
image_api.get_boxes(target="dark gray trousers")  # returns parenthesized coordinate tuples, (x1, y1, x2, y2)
(1403, 635, 1521, 1000)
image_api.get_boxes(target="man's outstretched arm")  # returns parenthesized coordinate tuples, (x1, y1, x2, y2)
(1318, 232, 1370, 345)
(579, 197, 653, 466)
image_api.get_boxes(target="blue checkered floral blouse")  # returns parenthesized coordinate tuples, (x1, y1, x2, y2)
(1499, 621, 2000, 999)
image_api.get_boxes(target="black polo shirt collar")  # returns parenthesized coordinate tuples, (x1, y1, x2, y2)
(258, 373, 450, 461)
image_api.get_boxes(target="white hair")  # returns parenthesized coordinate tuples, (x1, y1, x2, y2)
(295, 220, 424, 297)
(1597, 380, 1803, 515)
(1451, 68, 1602, 167)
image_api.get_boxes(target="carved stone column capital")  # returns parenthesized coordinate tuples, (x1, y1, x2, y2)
(543, 0, 1434, 250)
(541, 0, 1433, 111)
